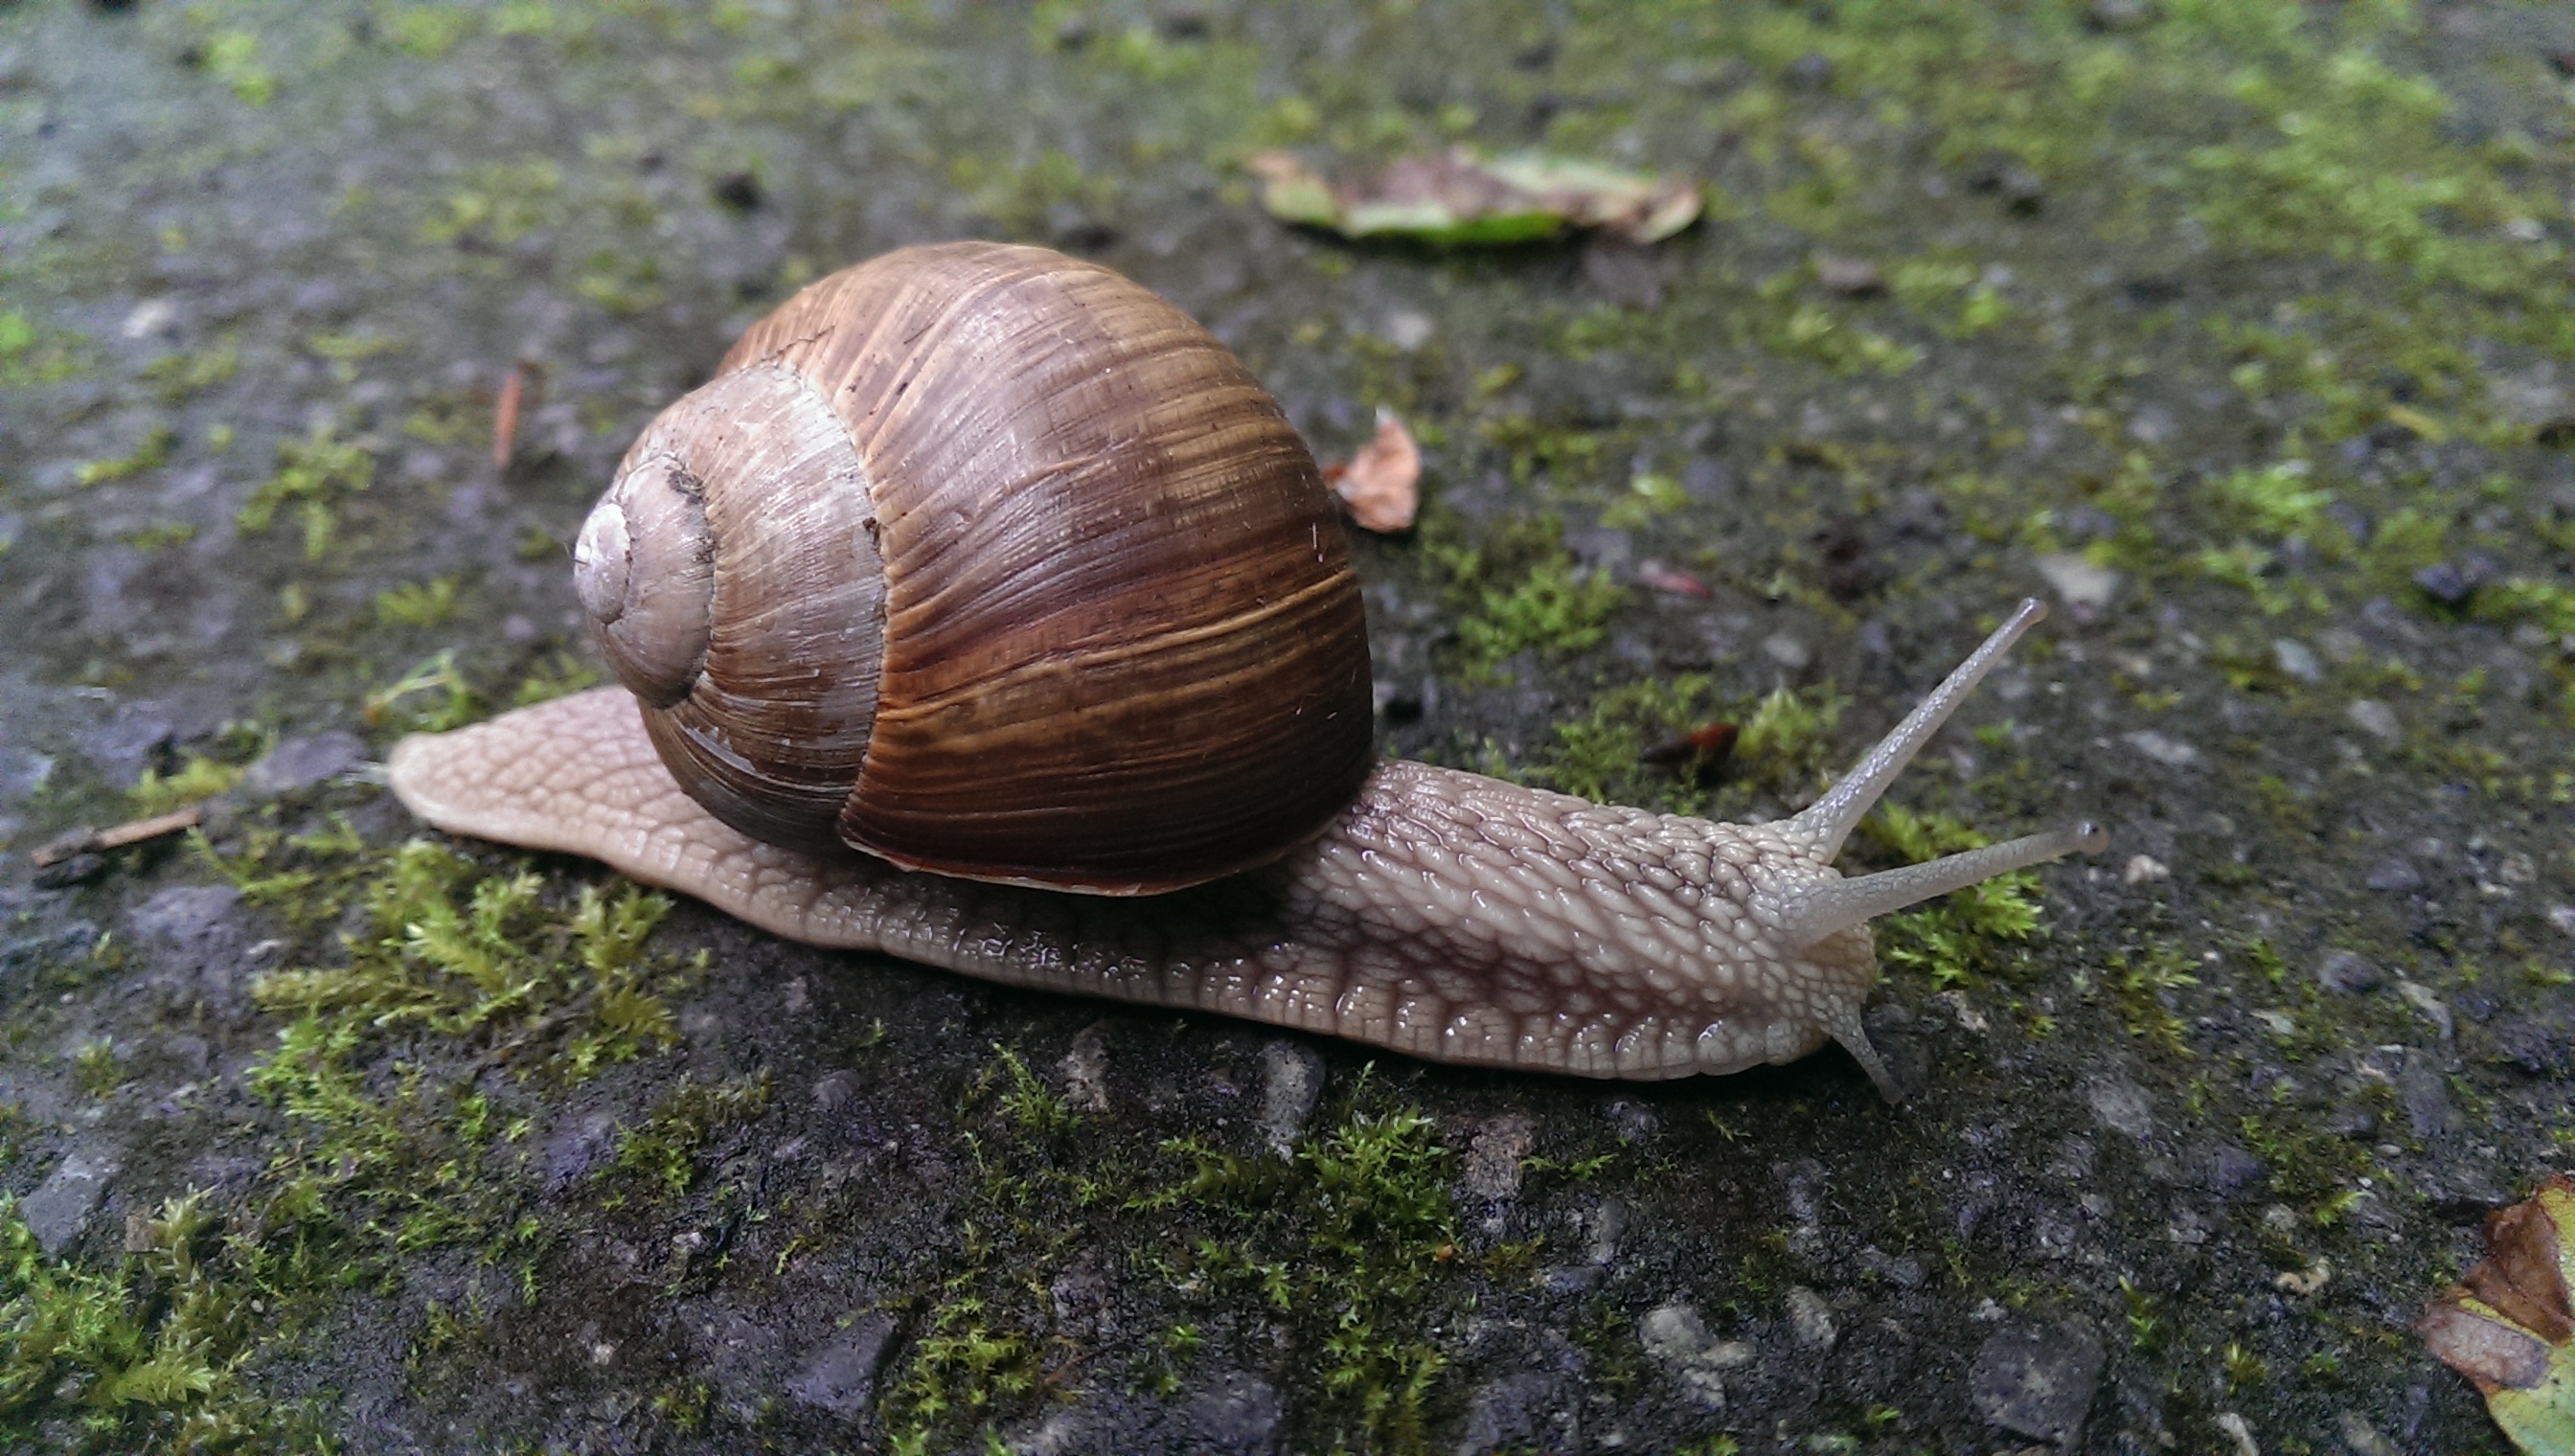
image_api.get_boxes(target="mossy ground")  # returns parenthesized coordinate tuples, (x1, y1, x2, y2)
(2, 0, 2573, 1451)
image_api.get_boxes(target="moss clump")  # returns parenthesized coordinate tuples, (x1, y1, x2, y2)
(373, 576, 462, 628)
(1424, 512, 1625, 681)
(237, 423, 375, 560)
(2472, 578, 2575, 640)
(139, 340, 239, 402)
(886, 1286, 1042, 1455)
(1888, 256, 2012, 339)
(1141, 1082, 1460, 1452)
(358, 648, 599, 736)
(0, 307, 89, 387)
(607, 1074, 774, 1198)
(225, 832, 692, 1267)
(1760, 296, 1924, 378)
(361, 649, 480, 733)
(508, 652, 603, 709)
(1736, 685, 1845, 785)
(70, 1041, 122, 1101)
(252, 840, 683, 1081)
(73, 426, 176, 489)
(418, 159, 563, 250)
(1453, 556, 1623, 678)
(868, 1052, 1477, 1455)
(128, 756, 244, 817)
(2209, 460, 2334, 539)
(2102, 940, 2200, 1053)
(0, 1192, 325, 1450)
(117, 522, 199, 553)
(1530, 676, 1718, 809)
(1860, 804, 2044, 991)
(949, 148, 1120, 239)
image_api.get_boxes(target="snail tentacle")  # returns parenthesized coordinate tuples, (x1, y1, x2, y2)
(1788, 597, 2050, 860)
(1767, 822, 2108, 951)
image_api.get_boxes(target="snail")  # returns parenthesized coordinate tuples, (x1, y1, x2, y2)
(388, 241, 2106, 1099)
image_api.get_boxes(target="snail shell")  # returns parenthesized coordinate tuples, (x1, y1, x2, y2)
(571, 241, 1373, 893)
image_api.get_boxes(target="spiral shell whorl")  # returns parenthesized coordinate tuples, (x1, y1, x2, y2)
(580, 241, 1375, 892)
(579, 359, 890, 852)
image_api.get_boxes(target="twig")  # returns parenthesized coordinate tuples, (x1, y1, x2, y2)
(31, 806, 205, 867)
(492, 359, 531, 469)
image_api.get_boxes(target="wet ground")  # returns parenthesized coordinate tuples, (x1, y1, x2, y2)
(4, 2, 2574, 1452)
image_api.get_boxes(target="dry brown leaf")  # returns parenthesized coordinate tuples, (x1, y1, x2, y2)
(1323, 410, 1421, 534)
(2422, 1173, 2575, 1452)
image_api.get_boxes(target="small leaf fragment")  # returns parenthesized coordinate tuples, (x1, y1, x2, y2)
(1247, 148, 1699, 247)
(1323, 410, 1421, 534)
(2424, 1174, 2575, 1454)
(1635, 560, 1711, 599)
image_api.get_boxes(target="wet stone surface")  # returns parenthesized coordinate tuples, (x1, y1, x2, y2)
(1, 1, 2572, 1453)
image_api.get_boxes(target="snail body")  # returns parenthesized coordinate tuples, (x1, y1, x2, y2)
(390, 242, 2104, 1098)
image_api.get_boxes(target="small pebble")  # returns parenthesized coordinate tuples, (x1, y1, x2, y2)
(2345, 698, 2401, 744)
(2274, 1256, 2331, 1296)
(1977, 159, 2045, 212)
(2271, 639, 2323, 684)
(2364, 858, 2424, 894)
(1858, 1245, 1926, 1288)
(1637, 1302, 1752, 1411)
(2035, 552, 2117, 615)
(2089, 0, 2153, 31)
(121, 297, 177, 339)
(1060, 1023, 1111, 1112)
(2412, 562, 2472, 604)
(2207, 1144, 2265, 1196)
(784, 1316, 896, 1416)
(1813, 254, 1883, 295)
(22, 1150, 121, 1258)
(2335, 1412, 2399, 1456)
(2122, 730, 2199, 767)
(1929, 990, 1988, 1033)
(2315, 950, 2383, 994)
(1379, 308, 1433, 352)
(2397, 980, 2454, 1041)
(1970, 1318, 2104, 1446)
(2122, 853, 2170, 885)
(1635, 560, 1711, 598)
(2398, 1058, 2459, 1142)
(33, 852, 107, 889)
(1256, 1040, 1324, 1152)
(242, 731, 365, 796)
(1785, 1286, 1837, 1350)
(2087, 1077, 2155, 1140)
(1460, 1115, 1534, 1204)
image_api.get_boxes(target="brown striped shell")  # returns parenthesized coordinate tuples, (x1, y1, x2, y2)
(570, 242, 1375, 895)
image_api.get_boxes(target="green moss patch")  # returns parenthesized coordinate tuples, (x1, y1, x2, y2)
(1423, 512, 1625, 681)
(1860, 805, 2046, 992)
(1140, 1091, 1460, 1451)
(237, 424, 375, 562)
(0, 1192, 329, 1450)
